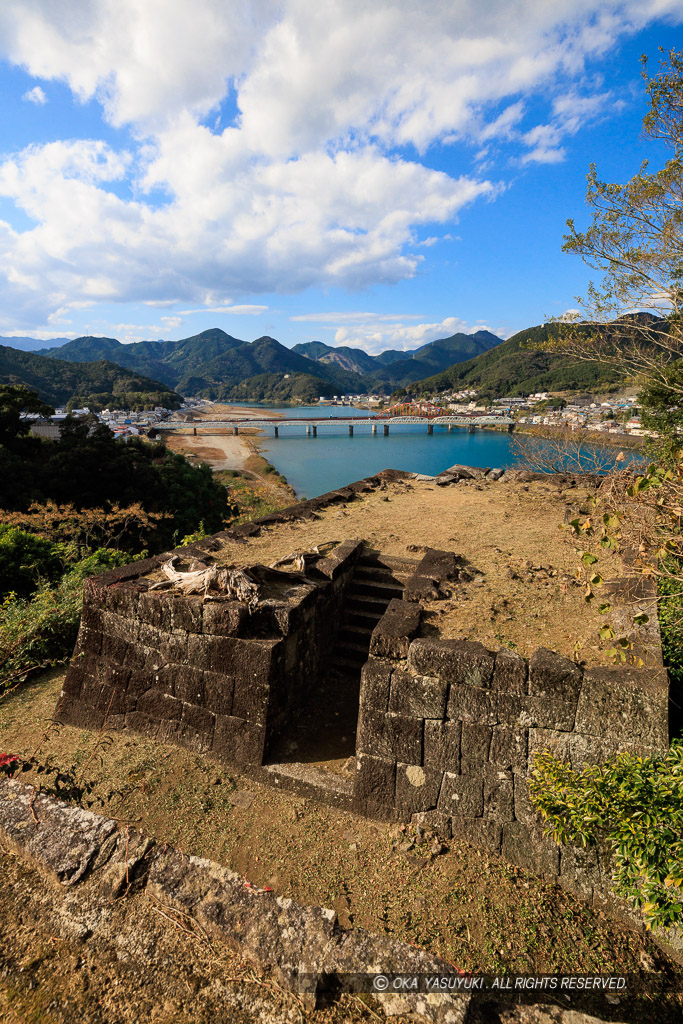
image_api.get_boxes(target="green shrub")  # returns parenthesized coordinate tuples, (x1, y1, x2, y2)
(0, 548, 130, 692)
(0, 525, 65, 599)
(529, 743, 683, 930)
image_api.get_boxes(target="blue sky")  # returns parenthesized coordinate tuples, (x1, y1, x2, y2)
(0, 1, 681, 354)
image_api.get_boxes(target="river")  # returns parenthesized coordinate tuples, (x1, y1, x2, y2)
(234, 403, 517, 497)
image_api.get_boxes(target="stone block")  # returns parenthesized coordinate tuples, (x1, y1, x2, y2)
(173, 666, 205, 705)
(136, 690, 183, 721)
(203, 670, 234, 717)
(213, 715, 265, 765)
(527, 728, 572, 767)
(389, 670, 448, 718)
(314, 538, 363, 579)
(101, 631, 132, 666)
(352, 753, 397, 820)
(512, 773, 543, 828)
(369, 599, 421, 659)
(159, 633, 189, 665)
(501, 822, 560, 879)
(231, 680, 271, 724)
(483, 766, 514, 822)
(359, 658, 392, 712)
(0, 778, 118, 886)
(415, 549, 460, 583)
(575, 668, 668, 750)
(138, 591, 173, 631)
(403, 576, 441, 602)
(61, 664, 85, 700)
(460, 722, 492, 773)
(423, 720, 461, 772)
(410, 810, 452, 839)
(559, 843, 600, 900)
(498, 692, 576, 731)
(170, 595, 204, 633)
(529, 648, 583, 703)
(101, 610, 139, 644)
(489, 726, 528, 770)
(449, 818, 502, 854)
(124, 710, 160, 738)
(80, 603, 104, 632)
(187, 634, 276, 682)
(492, 648, 528, 695)
(356, 709, 422, 764)
(438, 772, 484, 818)
(395, 763, 443, 817)
(104, 583, 140, 617)
(408, 639, 494, 688)
(447, 683, 497, 724)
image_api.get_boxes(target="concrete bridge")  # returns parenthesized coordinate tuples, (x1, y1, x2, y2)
(156, 415, 515, 437)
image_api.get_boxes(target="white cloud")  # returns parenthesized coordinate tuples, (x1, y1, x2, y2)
(0, 1, 679, 328)
(22, 85, 46, 105)
(178, 304, 269, 315)
(294, 314, 508, 354)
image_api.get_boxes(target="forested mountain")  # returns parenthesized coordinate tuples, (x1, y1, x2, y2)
(412, 324, 625, 398)
(292, 341, 381, 376)
(41, 329, 364, 399)
(294, 330, 503, 388)
(0, 346, 182, 410)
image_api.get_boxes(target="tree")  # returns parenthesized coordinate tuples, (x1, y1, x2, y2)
(536, 48, 683, 408)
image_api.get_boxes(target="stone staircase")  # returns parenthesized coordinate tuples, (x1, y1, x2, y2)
(331, 551, 418, 673)
(261, 550, 418, 805)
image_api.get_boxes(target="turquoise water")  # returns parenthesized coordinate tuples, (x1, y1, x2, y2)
(230, 403, 640, 499)
(258, 420, 515, 497)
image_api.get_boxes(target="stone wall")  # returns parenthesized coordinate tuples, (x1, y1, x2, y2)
(353, 555, 669, 903)
(55, 538, 363, 765)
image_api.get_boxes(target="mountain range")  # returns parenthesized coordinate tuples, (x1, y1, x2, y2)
(1, 322, 633, 411)
(32, 327, 505, 400)
(0, 346, 182, 410)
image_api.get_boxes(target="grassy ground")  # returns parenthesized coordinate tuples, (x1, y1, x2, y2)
(1, 669, 678, 992)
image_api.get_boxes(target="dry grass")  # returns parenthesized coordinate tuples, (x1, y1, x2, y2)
(1, 669, 677, 989)
(159, 475, 624, 665)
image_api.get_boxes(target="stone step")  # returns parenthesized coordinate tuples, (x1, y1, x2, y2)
(353, 565, 406, 586)
(359, 551, 420, 574)
(346, 610, 381, 630)
(348, 579, 404, 600)
(340, 623, 374, 638)
(333, 654, 369, 673)
(346, 593, 388, 612)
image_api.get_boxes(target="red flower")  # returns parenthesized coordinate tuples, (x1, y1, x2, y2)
(0, 752, 19, 772)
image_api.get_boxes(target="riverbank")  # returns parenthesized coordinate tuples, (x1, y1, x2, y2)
(164, 403, 296, 522)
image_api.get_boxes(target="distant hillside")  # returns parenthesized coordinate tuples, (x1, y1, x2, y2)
(294, 330, 503, 390)
(0, 346, 182, 410)
(412, 324, 625, 398)
(292, 341, 380, 376)
(364, 331, 502, 388)
(43, 329, 364, 399)
(0, 336, 71, 352)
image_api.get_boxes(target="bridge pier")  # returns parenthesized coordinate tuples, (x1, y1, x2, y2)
(233, 426, 239, 436)
(384, 424, 389, 436)
(192, 427, 197, 436)
(469, 424, 475, 434)
(427, 424, 433, 435)
(372, 424, 377, 434)
(508, 422, 514, 433)
(273, 425, 279, 437)
(306, 425, 311, 435)
(348, 425, 354, 436)
(312, 425, 317, 437)
(448, 424, 452, 432)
